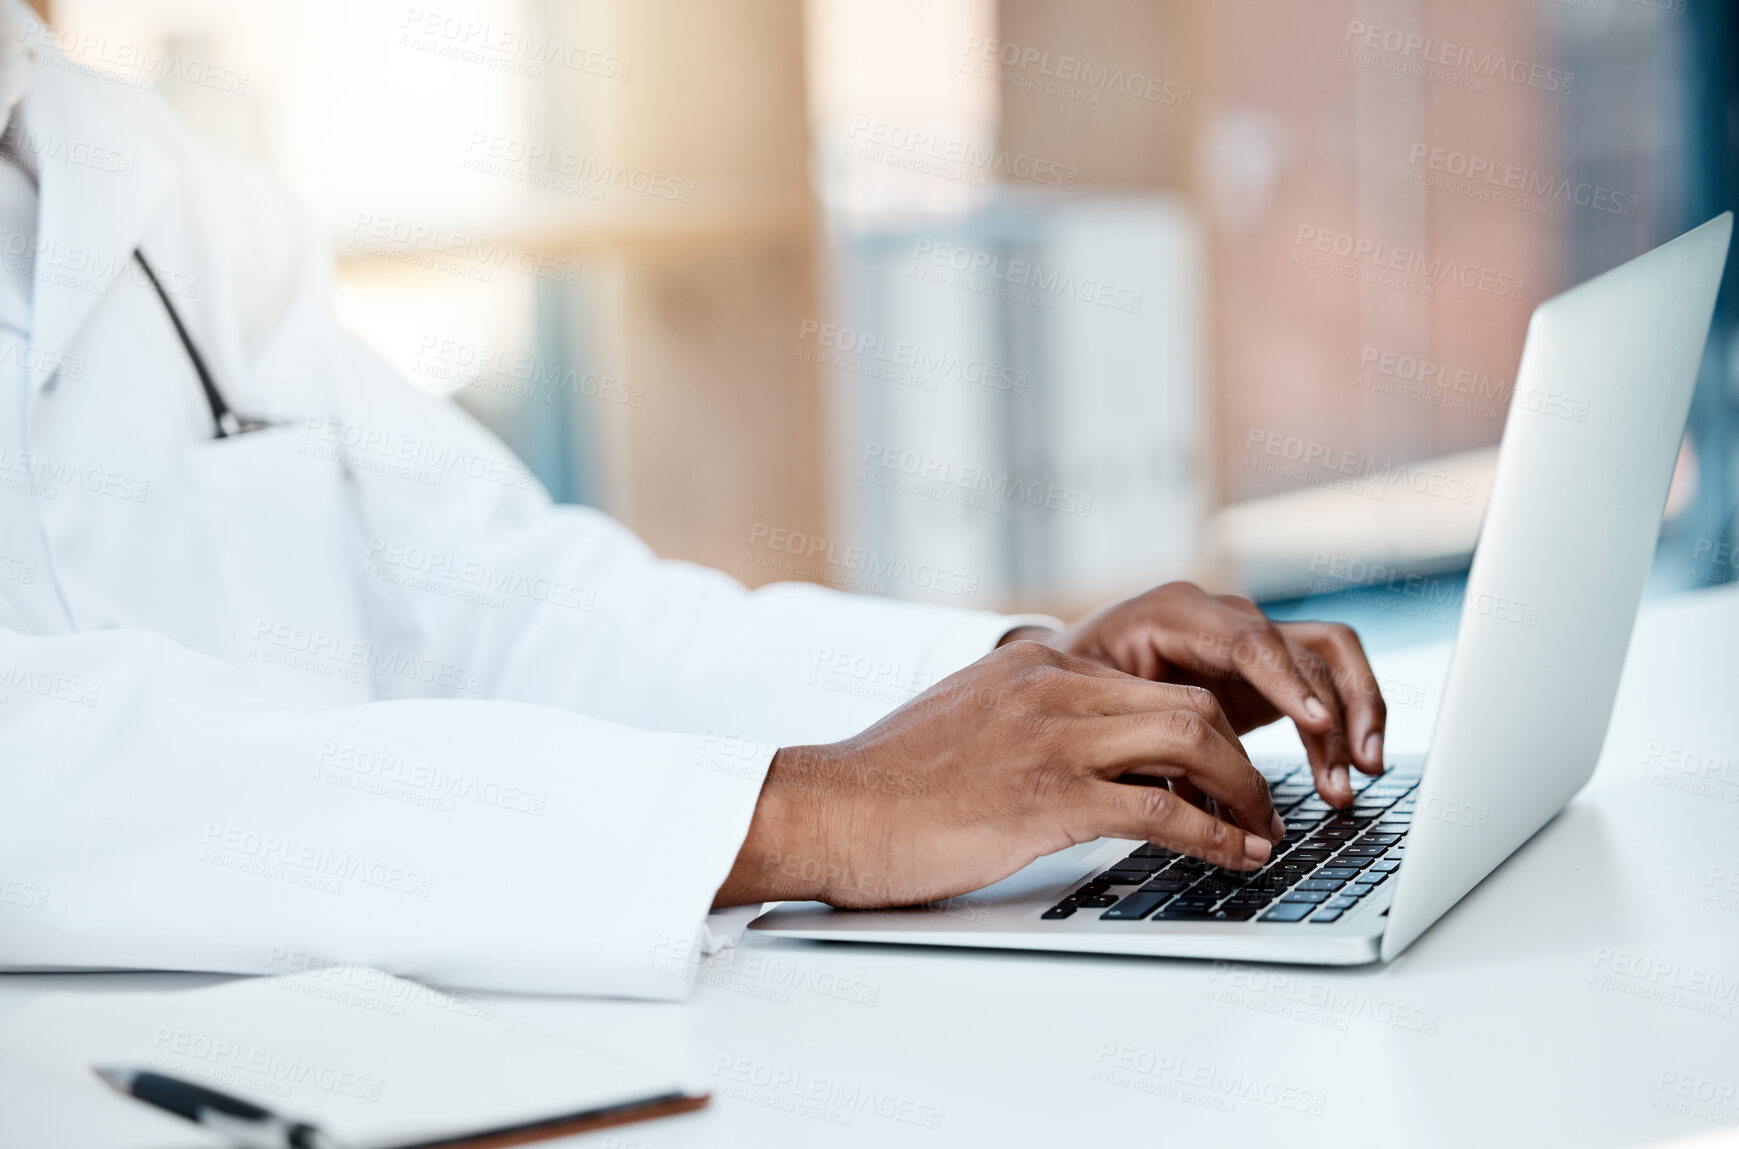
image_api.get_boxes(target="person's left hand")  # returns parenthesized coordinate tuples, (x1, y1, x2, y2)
(1002, 582, 1387, 807)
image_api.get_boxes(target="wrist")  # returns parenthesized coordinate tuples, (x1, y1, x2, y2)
(713, 744, 844, 907)
(997, 624, 1058, 648)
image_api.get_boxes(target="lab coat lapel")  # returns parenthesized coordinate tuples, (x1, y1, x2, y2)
(18, 35, 180, 392)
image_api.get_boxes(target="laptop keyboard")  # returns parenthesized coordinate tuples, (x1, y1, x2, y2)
(1041, 763, 1417, 925)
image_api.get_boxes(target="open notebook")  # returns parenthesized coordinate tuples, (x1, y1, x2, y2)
(0, 967, 704, 1149)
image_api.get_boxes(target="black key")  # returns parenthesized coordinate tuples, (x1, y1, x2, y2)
(1358, 834, 1403, 846)
(1310, 909, 1345, 923)
(1115, 855, 1168, 871)
(1168, 896, 1220, 910)
(1284, 816, 1324, 831)
(1215, 906, 1260, 921)
(1272, 860, 1317, 877)
(1079, 894, 1119, 908)
(1330, 854, 1373, 870)
(1326, 896, 1361, 909)
(1312, 826, 1358, 840)
(1042, 905, 1076, 919)
(1191, 879, 1235, 899)
(1224, 896, 1275, 911)
(1317, 867, 1362, 881)
(1099, 870, 1149, 884)
(1288, 849, 1335, 864)
(1140, 877, 1193, 894)
(1077, 880, 1109, 895)
(1373, 821, 1411, 833)
(1295, 878, 1345, 892)
(1369, 860, 1402, 873)
(1261, 903, 1315, 922)
(1280, 889, 1332, 903)
(1132, 843, 1178, 858)
(1339, 845, 1387, 857)
(1324, 814, 1374, 828)
(1102, 892, 1171, 920)
(1170, 858, 1209, 872)
(1154, 907, 1214, 920)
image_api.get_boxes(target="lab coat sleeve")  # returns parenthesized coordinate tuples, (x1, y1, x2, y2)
(324, 334, 1058, 749)
(0, 623, 774, 998)
(196, 140, 1060, 749)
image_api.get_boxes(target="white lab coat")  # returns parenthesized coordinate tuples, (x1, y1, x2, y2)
(0, 5, 1052, 997)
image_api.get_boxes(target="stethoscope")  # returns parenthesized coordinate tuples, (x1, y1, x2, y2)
(133, 249, 277, 438)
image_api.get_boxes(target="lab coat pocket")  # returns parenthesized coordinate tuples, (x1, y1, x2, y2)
(183, 423, 376, 704)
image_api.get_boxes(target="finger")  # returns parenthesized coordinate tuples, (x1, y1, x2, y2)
(1181, 600, 1335, 737)
(1090, 782, 1272, 871)
(1167, 775, 1207, 810)
(1285, 622, 1388, 775)
(1296, 725, 1337, 804)
(1292, 647, 1356, 807)
(1074, 709, 1280, 840)
(1057, 674, 1248, 752)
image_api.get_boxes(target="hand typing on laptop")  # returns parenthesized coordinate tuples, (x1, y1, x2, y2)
(714, 582, 1387, 909)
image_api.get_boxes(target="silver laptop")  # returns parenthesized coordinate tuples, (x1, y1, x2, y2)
(752, 212, 1733, 965)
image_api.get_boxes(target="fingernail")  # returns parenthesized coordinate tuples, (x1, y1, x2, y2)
(1364, 732, 1384, 769)
(1304, 697, 1330, 723)
(1270, 812, 1286, 840)
(1328, 764, 1349, 796)
(1243, 834, 1272, 864)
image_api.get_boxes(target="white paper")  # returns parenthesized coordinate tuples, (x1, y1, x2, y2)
(0, 966, 685, 1148)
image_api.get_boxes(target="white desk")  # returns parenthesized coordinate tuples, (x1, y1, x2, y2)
(5, 586, 1738, 1148)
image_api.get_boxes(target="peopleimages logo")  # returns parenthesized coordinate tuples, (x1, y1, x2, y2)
(1405, 143, 1638, 218)
(846, 117, 1078, 189)
(1293, 225, 1526, 300)
(1343, 21, 1574, 94)
(910, 240, 1144, 313)
(748, 523, 981, 600)
(1355, 345, 1510, 420)
(860, 442, 1094, 518)
(795, 320, 1027, 395)
(959, 36, 1192, 107)
(1242, 429, 1479, 505)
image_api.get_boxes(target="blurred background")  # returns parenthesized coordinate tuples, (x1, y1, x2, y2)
(32, 0, 1739, 650)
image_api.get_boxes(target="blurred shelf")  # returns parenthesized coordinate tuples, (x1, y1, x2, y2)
(330, 185, 817, 268)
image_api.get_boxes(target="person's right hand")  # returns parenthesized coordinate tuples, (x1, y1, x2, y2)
(712, 641, 1284, 909)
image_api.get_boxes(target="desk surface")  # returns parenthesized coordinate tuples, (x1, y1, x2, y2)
(5, 586, 1738, 1149)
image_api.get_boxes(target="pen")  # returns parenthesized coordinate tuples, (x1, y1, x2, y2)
(93, 1066, 343, 1149)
